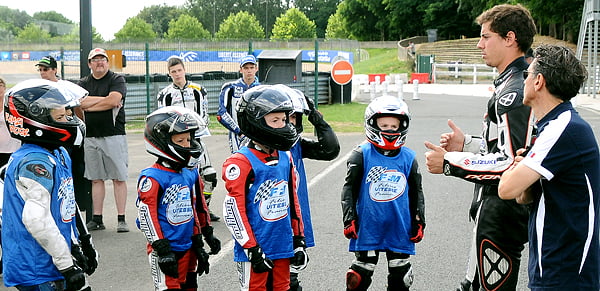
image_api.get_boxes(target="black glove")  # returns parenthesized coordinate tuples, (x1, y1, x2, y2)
(61, 265, 86, 291)
(202, 226, 221, 255)
(202, 167, 218, 189)
(246, 245, 274, 273)
(152, 239, 178, 278)
(71, 243, 89, 276)
(192, 234, 210, 276)
(291, 236, 309, 270)
(79, 234, 98, 275)
(305, 94, 323, 125)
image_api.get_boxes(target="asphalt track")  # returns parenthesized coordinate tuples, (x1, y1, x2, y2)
(1, 92, 599, 290)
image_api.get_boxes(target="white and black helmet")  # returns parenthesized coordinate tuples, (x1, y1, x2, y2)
(282, 85, 309, 134)
(365, 95, 410, 150)
(236, 85, 299, 151)
(144, 106, 205, 168)
(4, 79, 87, 147)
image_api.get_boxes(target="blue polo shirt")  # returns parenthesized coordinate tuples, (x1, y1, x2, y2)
(522, 101, 600, 290)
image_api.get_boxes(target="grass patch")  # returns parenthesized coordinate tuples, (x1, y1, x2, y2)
(354, 48, 411, 74)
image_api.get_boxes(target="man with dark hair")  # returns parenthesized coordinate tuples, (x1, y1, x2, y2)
(157, 57, 220, 221)
(499, 44, 599, 290)
(424, 4, 536, 290)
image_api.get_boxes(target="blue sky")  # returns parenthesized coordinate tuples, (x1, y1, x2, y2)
(4, 0, 186, 40)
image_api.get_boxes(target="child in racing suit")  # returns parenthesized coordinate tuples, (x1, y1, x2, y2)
(222, 85, 307, 291)
(137, 106, 221, 291)
(157, 57, 220, 222)
(286, 85, 340, 290)
(2, 80, 95, 291)
(342, 96, 425, 291)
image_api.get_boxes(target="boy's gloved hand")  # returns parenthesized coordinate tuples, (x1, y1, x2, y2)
(343, 220, 358, 239)
(79, 233, 98, 275)
(61, 265, 86, 291)
(291, 236, 309, 270)
(152, 239, 178, 278)
(202, 226, 221, 254)
(246, 245, 274, 273)
(410, 221, 425, 243)
(192, 235, 210, 276)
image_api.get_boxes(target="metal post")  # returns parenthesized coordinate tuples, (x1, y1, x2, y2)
(79, 0, 92, 78)
(60, 47, 65, 80)
(145, 42, 151, 115)
(314, 40, 319, 109)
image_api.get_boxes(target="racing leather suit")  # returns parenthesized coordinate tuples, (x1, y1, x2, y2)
(443, 57, 535, 291)
(216, 78, 260, 153)
(156, 81, 217, 206)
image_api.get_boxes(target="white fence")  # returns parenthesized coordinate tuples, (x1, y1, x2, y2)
(432, 63, 498, 84)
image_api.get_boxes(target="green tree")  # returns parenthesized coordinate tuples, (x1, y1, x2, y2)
(137, 5, 185, 38)
(166, 14, 211, 40)
(325, 5, 351, 39)
(0, 5, 32, 36)
(295, 0, 340, 38)
(58, 24, 104, 43)
(185, 0, 251, 36)
(32, 11, 73, 23)
(338, 0, 379, 41)
(526, 0, 583, 42)
(421, 0, 479, 40)
(16, 23, 51, 42)
(271, 8, 316, 40)
(114, 17, 157, 42)
(215, 11, 264, 39)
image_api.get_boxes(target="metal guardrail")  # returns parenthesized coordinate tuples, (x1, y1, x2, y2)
(432, 63, 498, 84)
(123, 73, 332, 120)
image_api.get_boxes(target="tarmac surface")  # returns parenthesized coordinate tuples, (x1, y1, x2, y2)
(0, 84, 599, 290)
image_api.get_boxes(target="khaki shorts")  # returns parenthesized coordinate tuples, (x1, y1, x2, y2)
(84, 135, 128, 181)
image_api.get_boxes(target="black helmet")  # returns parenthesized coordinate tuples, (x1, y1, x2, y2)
(4, 79, 87, 147)
(285, 85, 309, 134)
(144, 106, 205, 168)
(237, 85, 299, 151)
(365, 95, 410, 150)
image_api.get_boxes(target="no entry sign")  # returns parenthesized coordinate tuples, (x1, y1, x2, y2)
(331, 60, 354, 85)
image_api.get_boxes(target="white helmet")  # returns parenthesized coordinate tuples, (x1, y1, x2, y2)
(364, 96, 410, 150)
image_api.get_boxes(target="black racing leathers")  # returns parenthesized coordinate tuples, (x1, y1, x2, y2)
(443, 57, 534, 291)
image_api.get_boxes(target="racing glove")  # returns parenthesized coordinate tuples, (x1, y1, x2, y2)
(71, 243, 89, 276)
(410, 221, 425, 243)
(79, 233, 98, 275)
(305, 94, 324, 125)
(291, 236, 309, 271)
(61, 265, 86, 291)
(246, 245, 274, 273)
(343, 220, 358, 239)
(192, 234, 210, 276)
(202, 226, 221, 255)
(202, 166, 218, 193)
(152, 239, 178, 278)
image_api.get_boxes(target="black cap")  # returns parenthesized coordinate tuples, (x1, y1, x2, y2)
(36, 56, 57, 68)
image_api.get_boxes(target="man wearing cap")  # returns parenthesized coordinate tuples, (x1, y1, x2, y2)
(36, 56, 59, 82)
(217, 54, 260, 153)
(78, 48, 130, 233)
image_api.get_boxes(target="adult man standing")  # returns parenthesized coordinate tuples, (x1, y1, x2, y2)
(424, 4, 536, 290)
(499, 44, 599, 290)
(79, 48, 129, 233)
(217, 55, 260, 153)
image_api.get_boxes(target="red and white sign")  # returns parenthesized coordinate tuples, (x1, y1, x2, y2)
(331, 60, 353, 85)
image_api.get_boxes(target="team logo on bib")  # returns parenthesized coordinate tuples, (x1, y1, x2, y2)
(254, 180, 289, 221)
(163, 184, 193, 225)
(367, 167, 407, 202)
(58, 176, 76, 222)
